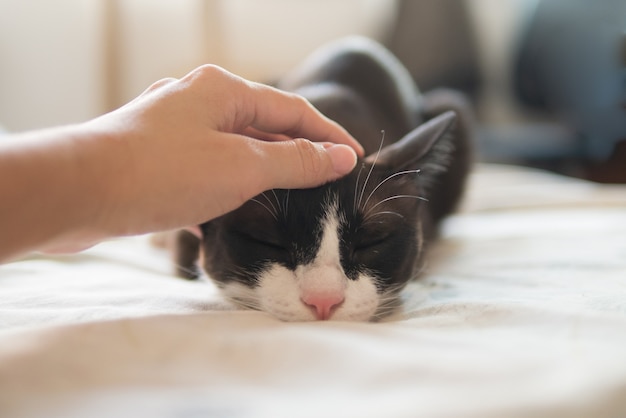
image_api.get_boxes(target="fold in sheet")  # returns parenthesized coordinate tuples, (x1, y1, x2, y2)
(1, 165, 626, 418)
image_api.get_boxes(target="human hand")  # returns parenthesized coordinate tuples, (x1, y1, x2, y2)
(0, 65, 363, 261)
(78, 65, 363, 239)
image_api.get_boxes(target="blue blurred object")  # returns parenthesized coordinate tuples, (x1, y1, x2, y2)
(514, 0, 626, 161)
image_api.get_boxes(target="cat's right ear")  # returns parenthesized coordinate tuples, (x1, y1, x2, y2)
(364, 111, 456, 171)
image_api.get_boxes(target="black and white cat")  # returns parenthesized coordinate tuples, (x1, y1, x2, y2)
(174, 37, 472, 322)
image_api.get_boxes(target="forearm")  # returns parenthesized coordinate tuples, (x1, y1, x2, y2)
(0, 65, 360, 263)
(0, 124, 110, 262)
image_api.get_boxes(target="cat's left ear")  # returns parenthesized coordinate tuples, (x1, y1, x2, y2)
(364, 111, 456, 171)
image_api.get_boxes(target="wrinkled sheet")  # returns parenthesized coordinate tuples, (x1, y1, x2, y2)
(1, 164, 626, 418)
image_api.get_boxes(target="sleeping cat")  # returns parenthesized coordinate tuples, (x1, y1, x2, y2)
(174, 37, 472, 321)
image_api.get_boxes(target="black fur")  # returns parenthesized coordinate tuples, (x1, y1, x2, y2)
(174, 37, 473, 317)
(199, 166, 424, 293)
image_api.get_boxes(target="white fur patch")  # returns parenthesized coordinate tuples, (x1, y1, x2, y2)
(224, 204, 380, 321)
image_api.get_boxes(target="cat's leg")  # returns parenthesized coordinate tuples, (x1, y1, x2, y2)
(173, 229, 201, 279)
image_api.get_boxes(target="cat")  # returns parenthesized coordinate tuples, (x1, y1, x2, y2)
(173, 37, 473, 322)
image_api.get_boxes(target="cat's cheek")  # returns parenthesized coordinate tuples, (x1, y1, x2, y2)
(257, 264, 316, 321)
(255, 264, 380, 322)
(331, 274, 380, 322)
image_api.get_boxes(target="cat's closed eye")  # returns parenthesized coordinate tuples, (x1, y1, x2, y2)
(354, 230, 392, 252)
(233, 230, 286, 252)
(174, 37, 472, 322)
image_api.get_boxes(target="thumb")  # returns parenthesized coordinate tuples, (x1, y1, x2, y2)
(260, 138, 358, 190)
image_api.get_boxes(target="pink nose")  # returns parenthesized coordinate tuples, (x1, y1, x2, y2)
(301, 292, 345, 320)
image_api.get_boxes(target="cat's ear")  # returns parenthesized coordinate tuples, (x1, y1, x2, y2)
(364, 111, 456, 171)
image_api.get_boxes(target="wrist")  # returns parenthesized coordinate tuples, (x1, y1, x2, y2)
(0, 124, 119, 260)
(60, 121, 135, 241)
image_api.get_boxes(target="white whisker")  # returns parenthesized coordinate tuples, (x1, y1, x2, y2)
(357, 130, 385, 211)
(261, 192, 278, 216)
(250, 198, 278, 221)
(270, 189, 282, 216)
(367, 194, 428, 214)
(362, 169, 421, 210)
(371, 281, 406, 320)
(228, 295, 262, 312)
(283, 189, 290, 219)
(362, 210, 405, 223)
(353, 163, 365, 215)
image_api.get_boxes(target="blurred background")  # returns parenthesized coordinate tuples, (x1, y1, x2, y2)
(1, 0, 624, 182)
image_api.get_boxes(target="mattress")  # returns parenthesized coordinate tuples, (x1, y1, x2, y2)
(1, 164, 626, 418)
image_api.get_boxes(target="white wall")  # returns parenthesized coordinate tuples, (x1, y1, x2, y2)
(111, 0, 396, 106)
(0, 0, 106, 132)
(214, 0, 396, 81)
(1, 0, 537, 134)
(0, 0, 396, 132)
(109, 0, 212, 107)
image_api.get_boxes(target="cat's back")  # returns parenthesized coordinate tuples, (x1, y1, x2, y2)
(279, 36, 423, 153)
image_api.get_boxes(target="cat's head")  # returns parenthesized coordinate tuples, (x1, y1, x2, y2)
(192, 37, 471, 321)
(199, 112, 457, 321)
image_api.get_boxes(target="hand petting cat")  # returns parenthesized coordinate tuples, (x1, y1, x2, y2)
(0, 64, 362, 262)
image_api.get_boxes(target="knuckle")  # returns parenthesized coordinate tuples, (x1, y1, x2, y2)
(190, 64, 224, 80)
(145, 77, 177, 92)
(184, 64, 247, 104)
(185, 65, 236, 91)
(290, 93, 315, 116)
(290, 92, 310, 107)
(284, 93, 315, 136)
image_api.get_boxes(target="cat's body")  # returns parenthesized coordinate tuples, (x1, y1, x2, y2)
(174, 37, 472, 321)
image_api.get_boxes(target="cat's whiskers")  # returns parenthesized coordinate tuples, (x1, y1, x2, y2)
(262, 192, 280, 216)
(371, 282, 406, 320)
(356, 130, 385, 212)
(372, 302, 400, 321)
(360, 192, 427, 226)
(361, 169, 421, 210)
(283, 189, 291, 219)
(362, 210, 405, 224)
(228, 295, 262, 312)
(250, 197, 278, 221)
(374, 267, 430, 321)
(366, 194, 428, 216)
(221, 269, 263, 311)
(353, 163, 366, 216)
(270, 189, 282, 216)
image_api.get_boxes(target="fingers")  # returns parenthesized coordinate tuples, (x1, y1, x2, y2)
(241, 126, 292, 142)
(181, 65, 364, 156)
(253, 138, 358, 191)
(244, 82, 365, 156)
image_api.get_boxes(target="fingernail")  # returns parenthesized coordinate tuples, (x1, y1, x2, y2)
(325, 144, 357, 175)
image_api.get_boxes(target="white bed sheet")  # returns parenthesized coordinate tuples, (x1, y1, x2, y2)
(1, 164, 626, 418)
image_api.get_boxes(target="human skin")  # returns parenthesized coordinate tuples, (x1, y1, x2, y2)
(0, 64, 362, 262)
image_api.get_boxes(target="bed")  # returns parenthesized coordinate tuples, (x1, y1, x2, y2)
(1, 164, 626, 418)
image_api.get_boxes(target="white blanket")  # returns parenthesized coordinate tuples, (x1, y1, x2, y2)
(1, 164, 626, 418)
